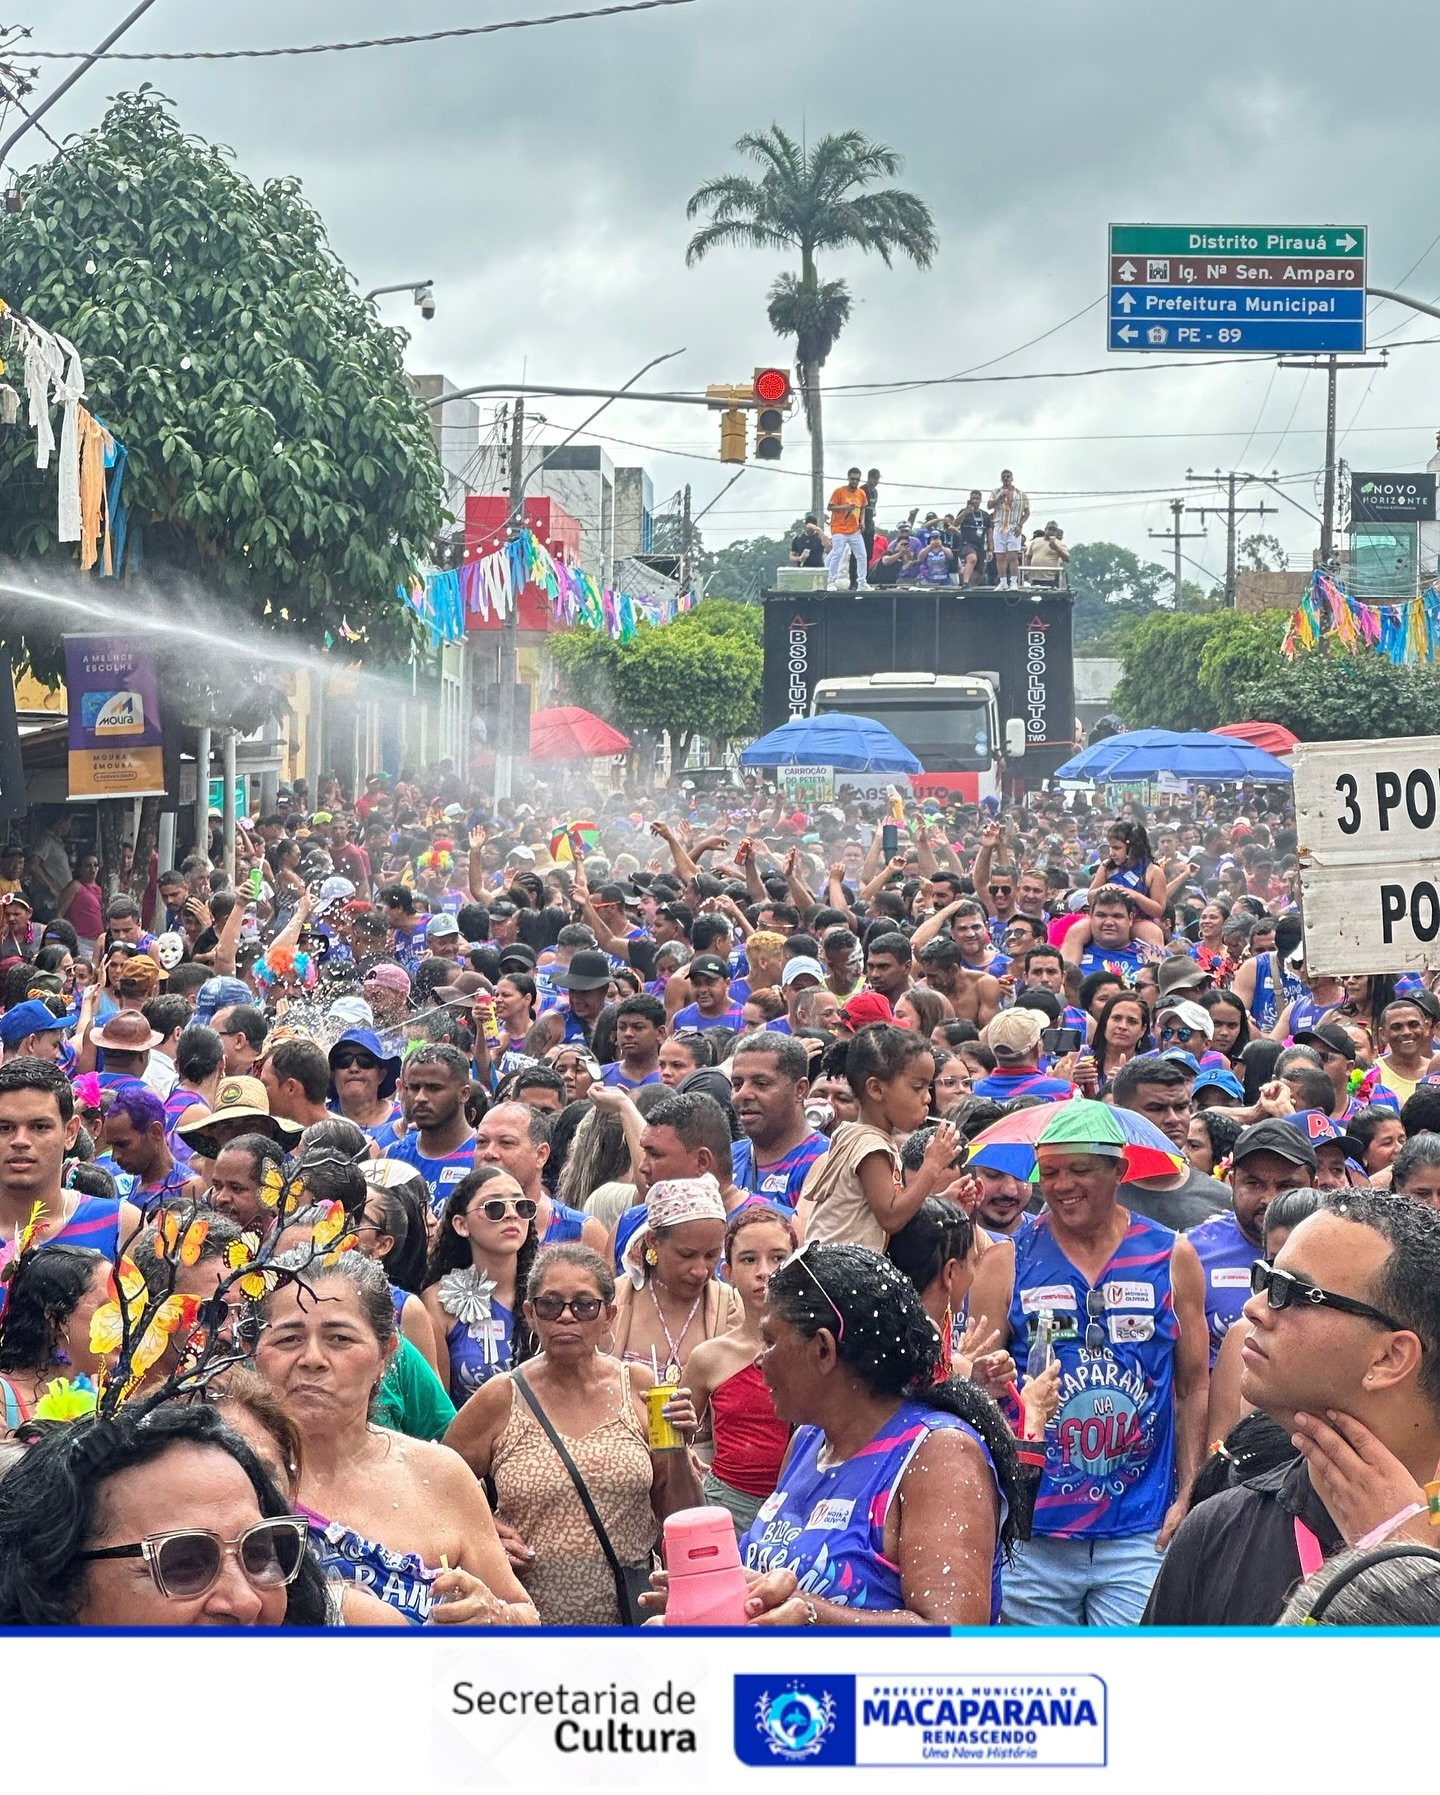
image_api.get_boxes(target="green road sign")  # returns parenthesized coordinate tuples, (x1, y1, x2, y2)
(1110, 223, 1365, 259)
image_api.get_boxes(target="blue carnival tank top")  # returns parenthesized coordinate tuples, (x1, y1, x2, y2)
(298, 1506, 435, 1625)
(1184, 1210, 1254, 1365)
(445, 1300, 514, 1404)
(1009, 1211, 1179, 1540)
(543, 1198, 588, 1244)
(740, 1399, 1005, 1620)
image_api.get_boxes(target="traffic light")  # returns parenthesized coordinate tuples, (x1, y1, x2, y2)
(719, 407, 747, 464)
(753, 367, 791, 460)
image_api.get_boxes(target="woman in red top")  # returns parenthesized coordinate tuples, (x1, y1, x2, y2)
(682, 1205, 794, 1536)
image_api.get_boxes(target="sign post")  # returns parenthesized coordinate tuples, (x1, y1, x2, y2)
(64, 635, 167, 799)
(1108, 224, 1367, 353)
(1295, 735, 1440, 973)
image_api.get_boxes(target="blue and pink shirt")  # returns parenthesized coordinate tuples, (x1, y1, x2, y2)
(1185, 1210, 1256, 1365)
(731, 1132, 828, 1207)
(388, 1131, 477, 1215)
(741, 1398, 1005, 1619)
(1009, 1210, 1180, 1540)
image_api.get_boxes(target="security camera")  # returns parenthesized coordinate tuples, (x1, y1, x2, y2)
(415, 283, 436, 321)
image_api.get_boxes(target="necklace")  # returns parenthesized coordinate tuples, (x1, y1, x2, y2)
(648, 1281, 704, 1383)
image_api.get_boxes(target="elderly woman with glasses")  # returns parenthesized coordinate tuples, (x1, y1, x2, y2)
(445, 1243, 703, 1624)
(0, 1403, 327, 1627)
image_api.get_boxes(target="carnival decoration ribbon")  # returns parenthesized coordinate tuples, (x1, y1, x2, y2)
(1285, 566, 1440, 666)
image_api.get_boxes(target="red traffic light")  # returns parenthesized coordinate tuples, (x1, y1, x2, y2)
(753, 367, 791, 404)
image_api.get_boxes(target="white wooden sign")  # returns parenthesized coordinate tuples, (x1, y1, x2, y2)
(1294, 734, 1440, 974)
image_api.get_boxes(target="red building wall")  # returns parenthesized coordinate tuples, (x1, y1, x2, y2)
(463, 496, 582, 634)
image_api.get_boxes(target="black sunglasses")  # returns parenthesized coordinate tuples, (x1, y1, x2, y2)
(1083, 1286, 1107, 1351)
(531, 1292, 604, 1322)
(470, 1196, 538, 1223)
(79, 1516, 307, 1599)
(1249, 1260, 1413, 1337)
(331, 1051, 381, 1071)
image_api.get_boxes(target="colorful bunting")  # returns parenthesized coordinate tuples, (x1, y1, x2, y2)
(400, 528, 691, 651)
(1284, 567, 1440, 666)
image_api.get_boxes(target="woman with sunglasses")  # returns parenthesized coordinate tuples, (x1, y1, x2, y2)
(0, 1401, 327, 1627)
(255, 1249, 531, 1625)
(730, 1241, 1023, 1626)
(445, 1243, 702, 1624)
(327, 1029, 403, 1140)
(423, 1167, 539, 1404)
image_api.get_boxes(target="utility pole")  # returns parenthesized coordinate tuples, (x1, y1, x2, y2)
(1278, 353, 1387, 561)
(494, 397, 524, 805)
(1184, 470, 1277, 605)
(680, 483, 693, 595)
(0, 0, 163, 167)
(1149, 498, 1208, 605)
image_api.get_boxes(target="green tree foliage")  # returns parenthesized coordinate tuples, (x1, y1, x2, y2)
(685, 127, 937, 515)
(1232, 650, 1440, 742)
(1113, 605, 1440, 743)
(1067, 542, 1171, 651)
(702, 528, 802, 600)
(1239, 533, 1288, 573)
(1112, 613, 1227, 730)
(0, 90, 443, 689)
(1196, 612, 1287, 717)
(547, 598, 761, 764)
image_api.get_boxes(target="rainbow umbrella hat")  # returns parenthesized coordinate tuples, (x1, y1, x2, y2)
(965, 1097, 1184, 1185)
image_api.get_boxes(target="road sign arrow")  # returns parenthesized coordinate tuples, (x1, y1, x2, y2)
(1336, 232, 1357, 252)
(1117, 325, 1138, 343)
(1116, 290, 1137, 313)
(1117, 259, 1138, 282)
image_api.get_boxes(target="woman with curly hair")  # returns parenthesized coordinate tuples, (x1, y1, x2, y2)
(733, 1240, 1024, 1625)
(422, 1166, 539, 1404)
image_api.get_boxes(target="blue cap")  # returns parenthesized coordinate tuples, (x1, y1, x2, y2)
(194, 976, 252, 1025)
(1286, 1109, 1365, 1159)
(327, 1027, 402, 1103)
(1192, 1066, 1244, 1102)
(0, 999, 65, 1047)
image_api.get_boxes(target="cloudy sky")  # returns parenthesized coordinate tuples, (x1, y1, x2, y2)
(19, 0, 1440, 583)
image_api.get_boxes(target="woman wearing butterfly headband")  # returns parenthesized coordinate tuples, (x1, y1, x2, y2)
(254, 1249, 534, 1625)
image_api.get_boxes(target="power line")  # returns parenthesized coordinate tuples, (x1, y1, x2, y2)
(26, 0, 702, 61)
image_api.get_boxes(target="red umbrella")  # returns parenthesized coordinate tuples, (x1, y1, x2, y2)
(528, 706, 631, 761)
(1212, 721, 1298, 758)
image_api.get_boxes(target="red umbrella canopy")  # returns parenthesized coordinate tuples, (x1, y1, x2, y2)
(528, 706, 631, 761)
(1212, 721, 1298, 758)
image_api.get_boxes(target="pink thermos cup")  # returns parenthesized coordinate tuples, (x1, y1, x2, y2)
(662, 1506, 750, 1627)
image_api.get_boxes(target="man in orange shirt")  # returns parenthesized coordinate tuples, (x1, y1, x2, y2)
(825, 465, 868, 593)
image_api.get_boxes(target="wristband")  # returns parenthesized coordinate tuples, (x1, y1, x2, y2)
(1354, 1501, 1426, 1552)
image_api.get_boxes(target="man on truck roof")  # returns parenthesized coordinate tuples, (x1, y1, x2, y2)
(989, 468, 1030, 589)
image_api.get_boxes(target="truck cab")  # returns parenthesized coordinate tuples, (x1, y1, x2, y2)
(811, 671, 1021, 803)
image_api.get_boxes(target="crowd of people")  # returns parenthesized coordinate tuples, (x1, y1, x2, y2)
(0, 765, 1437, 1632)
(791, 466, 1070, 592)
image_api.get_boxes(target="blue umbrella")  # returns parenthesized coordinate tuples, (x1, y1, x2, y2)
(1053, 729, 1184, 781)
(1093, 729, 1292, 784)
(739, 713, 922, 773)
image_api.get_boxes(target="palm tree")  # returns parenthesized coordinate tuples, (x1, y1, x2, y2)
(685, 126, 938, 516)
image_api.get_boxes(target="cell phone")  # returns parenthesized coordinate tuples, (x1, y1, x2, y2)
(882, 823, 899, 859)
(1042, 1027, 1083, 1056)
(567, 828, 585, 863)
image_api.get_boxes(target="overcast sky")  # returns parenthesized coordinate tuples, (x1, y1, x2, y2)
(21, 0, 1440, 584)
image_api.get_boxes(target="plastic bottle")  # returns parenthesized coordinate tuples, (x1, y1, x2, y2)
(661, 1506, 751, 1628)
(1026, 1308, 1056, 1382)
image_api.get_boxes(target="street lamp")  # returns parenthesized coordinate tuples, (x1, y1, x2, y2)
(365, 280, 436, 320)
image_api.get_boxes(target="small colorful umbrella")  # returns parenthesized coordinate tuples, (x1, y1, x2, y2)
(964, 1097, 1185, 1184)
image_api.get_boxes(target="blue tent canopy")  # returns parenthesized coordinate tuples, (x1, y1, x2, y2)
(739, 713, 923, 773)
